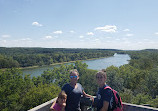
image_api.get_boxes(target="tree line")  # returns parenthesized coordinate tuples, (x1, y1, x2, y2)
(0, 47, 120, 68)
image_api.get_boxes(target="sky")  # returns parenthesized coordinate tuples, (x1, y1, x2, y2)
(0, 0, 158, 50)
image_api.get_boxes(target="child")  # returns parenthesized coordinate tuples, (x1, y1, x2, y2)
(50, 91, 67, 111)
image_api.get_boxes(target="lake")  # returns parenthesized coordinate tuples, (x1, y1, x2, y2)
(22, 53, 130, 77)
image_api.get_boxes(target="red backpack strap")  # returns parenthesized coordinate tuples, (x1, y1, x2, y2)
(104, 86, 123, 111)
(119, 95, 123, 109)
(104, 86, 112, 90)
(112, 90, 119, 104)
(104, 86, 118, 104)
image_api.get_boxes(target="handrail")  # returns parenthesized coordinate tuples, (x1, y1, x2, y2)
(122, 102, 158, 111)
(28, 97, 158, 111)
(28, 97, 57, 111)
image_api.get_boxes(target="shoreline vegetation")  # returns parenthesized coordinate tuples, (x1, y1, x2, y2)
(0, 47, 120, 69)
(19, 56, 112, 70)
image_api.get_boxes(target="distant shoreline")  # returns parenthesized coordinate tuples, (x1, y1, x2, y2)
(19, 56, 111, 70)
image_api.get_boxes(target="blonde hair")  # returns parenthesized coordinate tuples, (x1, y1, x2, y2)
(69, 69, 79, 75)
(96, 69, 107, 78)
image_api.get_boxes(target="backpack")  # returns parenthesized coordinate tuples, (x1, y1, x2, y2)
(104, 86, 123, 111)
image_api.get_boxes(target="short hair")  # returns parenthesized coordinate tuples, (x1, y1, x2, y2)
(69, 69, 79, 75)
(96, 69, 107, 78)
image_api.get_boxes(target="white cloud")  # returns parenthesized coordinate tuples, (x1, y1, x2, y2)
(45, 36, 53, 39)
(95, 39, 99, 41)
(115, 39, 120, 41)
(1, 35, 11, 38)
(125, 34, 134, 37)
(70, 30, 75, 33)
(79, 36, 84, 38)
(123, 29, 130, 31)
(32, 22, 43, 27)
(87, 32, 94, 35)
(20, 38, 32, 41)
(93, 39, 100, 42)
(53, 30, 63, 34)
(2, 40, 7, 43)
(138, 41, 143, 44)
(94, 25, 117, 33)
(155, 32, 158, 35)
(105, 37, 112, 39)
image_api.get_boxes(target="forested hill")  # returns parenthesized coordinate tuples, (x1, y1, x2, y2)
(0, 47, 122, 69)
(0, 47, 121, 55)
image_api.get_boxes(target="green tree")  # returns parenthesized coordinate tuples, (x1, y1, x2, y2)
(145, 68, 158, 98)
(131, 93, 151, 105)
(79, 69, 98, 95)
(148, 96, 158, 108)
(120, 88, 133, 103)
(21, 83, 60, 110)
(106, 66, 124, 92)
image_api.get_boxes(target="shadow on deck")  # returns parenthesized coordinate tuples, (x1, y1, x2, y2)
(28, 96, 158, 111)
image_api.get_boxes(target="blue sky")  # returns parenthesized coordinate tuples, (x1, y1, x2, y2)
(0, 0, 158, 50)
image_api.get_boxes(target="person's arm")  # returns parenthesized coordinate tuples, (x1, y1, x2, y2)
(100, 101, 109, 111)
(83, 90, 92, 97)
(82, 90, 94, 102)
(50, 100, 57, 111)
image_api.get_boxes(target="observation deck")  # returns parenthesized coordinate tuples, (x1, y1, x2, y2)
(28, 96, 158, 111)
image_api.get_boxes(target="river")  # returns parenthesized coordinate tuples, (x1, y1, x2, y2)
(22, 53, 130, 77)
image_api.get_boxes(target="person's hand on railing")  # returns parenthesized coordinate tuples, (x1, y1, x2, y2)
(50, 101, 56, 111)
(49, 107, 55, 111)
(90, 96, 94, 104)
